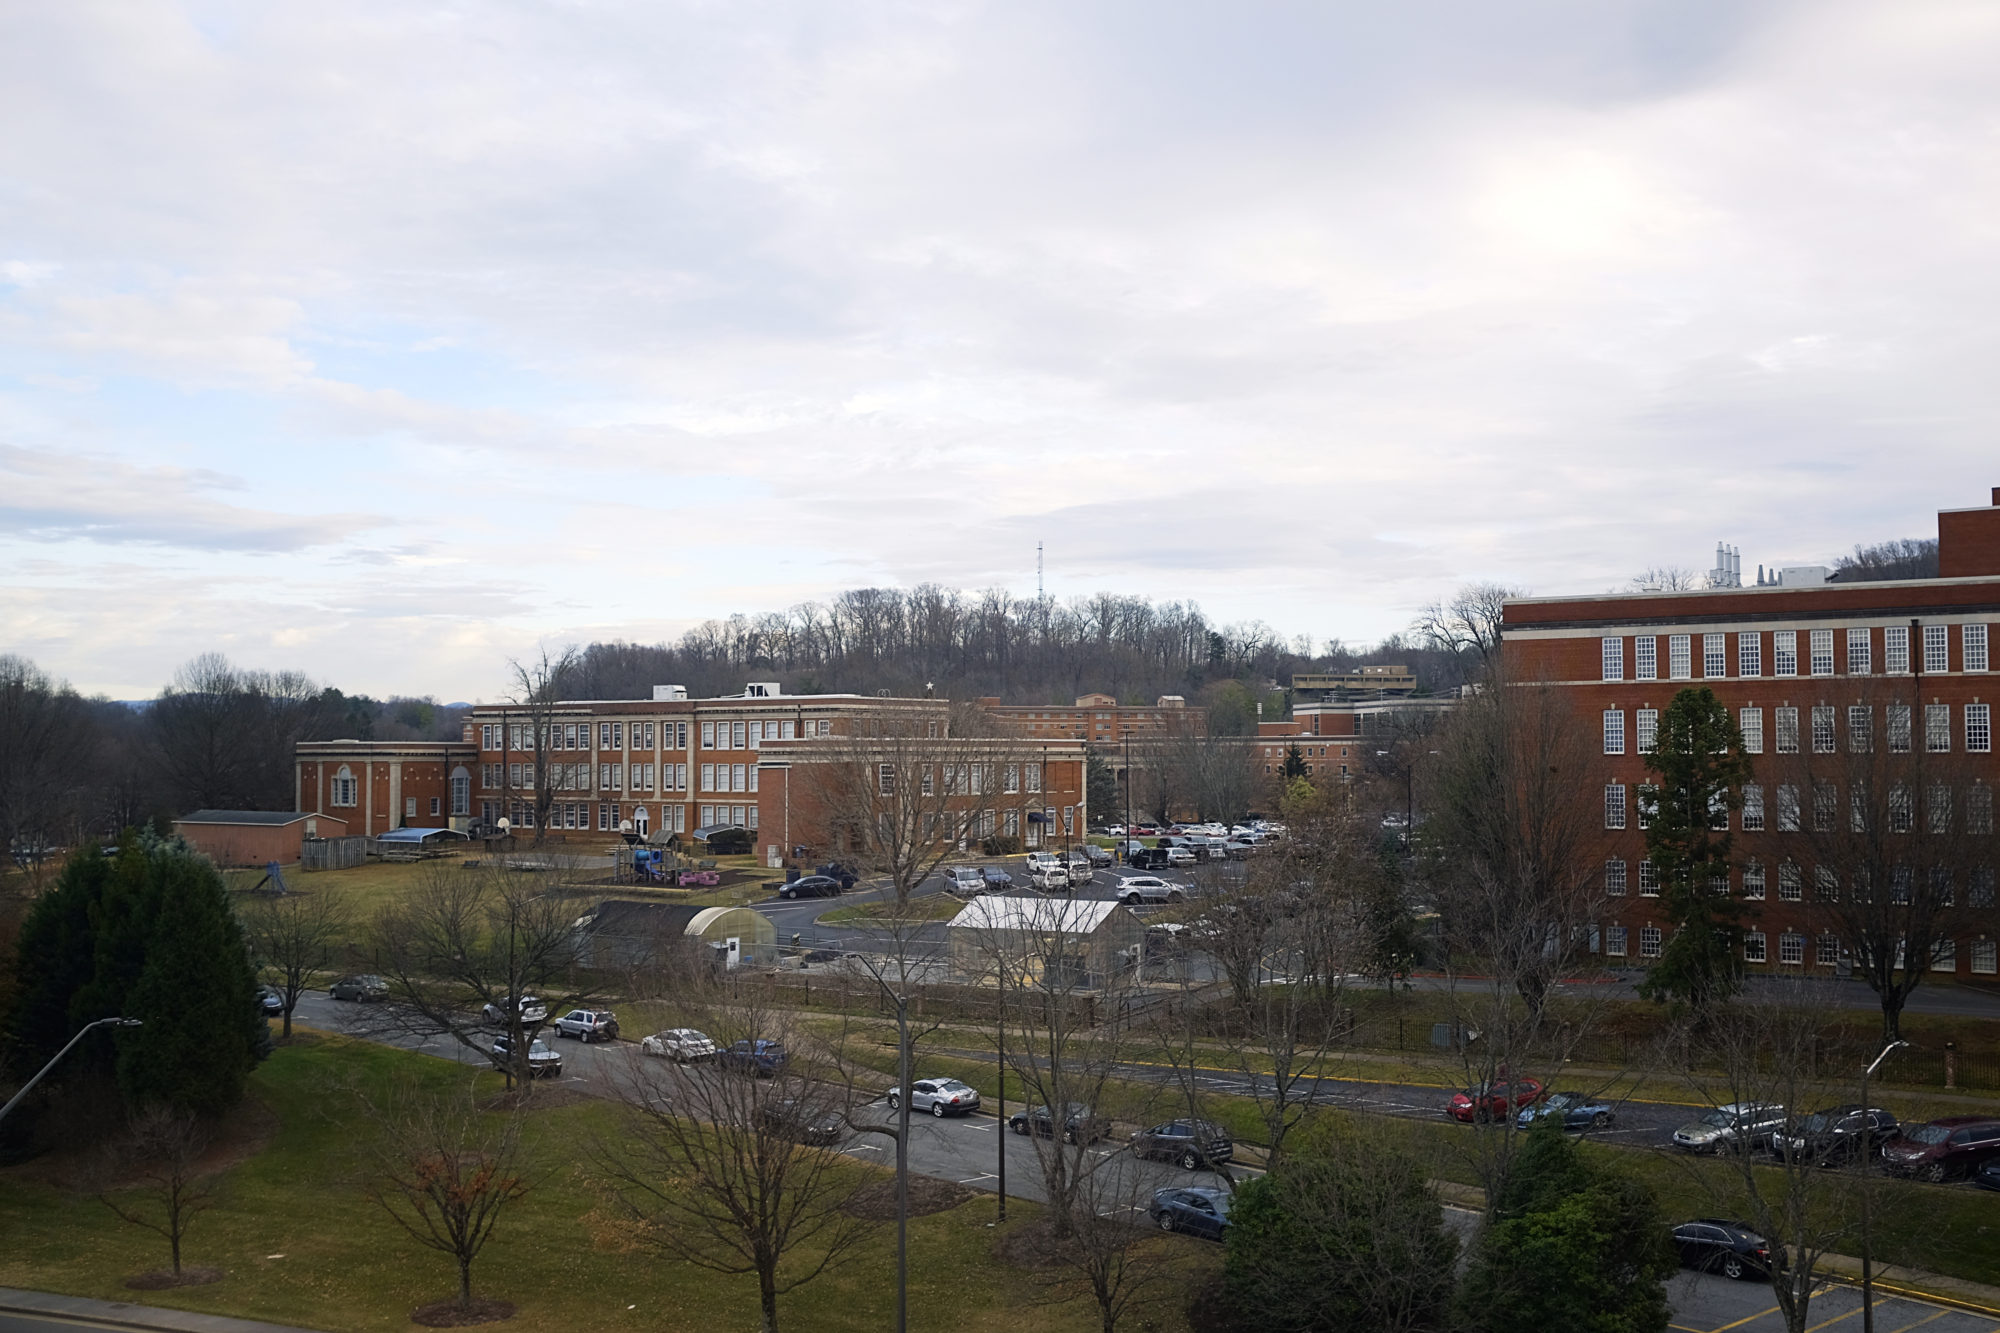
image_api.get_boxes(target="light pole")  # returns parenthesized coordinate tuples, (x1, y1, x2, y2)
(0, 1017, 142, 1123)
(1858, 1037, 1909, 1333)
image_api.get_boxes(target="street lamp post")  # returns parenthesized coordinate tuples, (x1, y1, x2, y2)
(0, 1017, 142, 1123)
(1858, 1038, 1909, 1333)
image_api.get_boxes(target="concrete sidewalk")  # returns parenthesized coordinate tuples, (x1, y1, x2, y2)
(0, 1288, 329, 1333)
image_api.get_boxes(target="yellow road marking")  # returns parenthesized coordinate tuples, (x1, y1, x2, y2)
(1709, 1304, 1785, 1332)
(1804, 1303, 1866, 1331)
(1882, 1309, 1952, 1333)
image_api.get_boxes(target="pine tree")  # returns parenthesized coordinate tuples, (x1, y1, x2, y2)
(1635, 687, 1754, 1016)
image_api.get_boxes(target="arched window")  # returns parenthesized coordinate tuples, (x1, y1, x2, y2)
(450, 766, 471, 817)
(332, 765, 358, 808)
(633, 806, 649, 836)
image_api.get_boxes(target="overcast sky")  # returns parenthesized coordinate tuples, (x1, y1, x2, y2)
(5, 1, 1998, 701)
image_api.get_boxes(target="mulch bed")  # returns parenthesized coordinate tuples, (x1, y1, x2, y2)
(125, 1267, 224, 1290)
(410, 1296, 517, 1326)
(991, 1218, 1072, 1270)
(478, 1085, 595, 1114)
(843, 1175, 977, 1222)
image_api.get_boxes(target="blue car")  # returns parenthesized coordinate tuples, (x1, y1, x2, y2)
(720, 1039, 790, 1077)
(1517, 1090, 1618, 1131)
(1149, 1186, 1231, 1240)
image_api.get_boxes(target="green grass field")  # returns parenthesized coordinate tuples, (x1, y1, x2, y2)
(0, 1034, 1214, 1333)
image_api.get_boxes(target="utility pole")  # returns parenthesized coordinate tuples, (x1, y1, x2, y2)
(1858, 1038, 1909, 1333)
(0, 1017, 142, 1123)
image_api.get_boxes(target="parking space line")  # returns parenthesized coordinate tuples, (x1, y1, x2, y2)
(1709, 1306, 1785, 1332)
(1670, 1325, 1709, 1333)
(1804, 1305, 1867, 1332)
(1881, 1310, 1951, 1333)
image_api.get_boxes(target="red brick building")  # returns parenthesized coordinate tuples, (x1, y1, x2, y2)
(1500, 488, 2000, 980)
(174, 809, 349, 867)
(982, 693, 1205, 745)
(297, 739, 478, 837)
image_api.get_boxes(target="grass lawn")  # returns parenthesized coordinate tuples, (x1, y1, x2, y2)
(816, 896, 965, 926)
(0, 1034, 1212, 1333)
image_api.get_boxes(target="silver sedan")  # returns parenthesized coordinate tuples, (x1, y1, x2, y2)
(886, 1077, 983, 1118)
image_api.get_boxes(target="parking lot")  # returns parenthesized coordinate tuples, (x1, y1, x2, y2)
(1664, 1278, 2000, 1333)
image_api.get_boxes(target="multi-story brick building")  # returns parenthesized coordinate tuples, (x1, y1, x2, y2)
(981, 693, 1205, 745)
(1500, 487, 2000, 981)
(297, 739, 478, 837)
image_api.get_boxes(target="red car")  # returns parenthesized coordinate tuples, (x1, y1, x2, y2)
(1449, 1077, 1544, 1123)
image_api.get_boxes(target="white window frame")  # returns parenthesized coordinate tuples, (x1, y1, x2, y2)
(1889, 703, 1912, 753)
(1742, 784, 1764, 831)
(1773, 630, 1798, 677)
(1847, 628, 1872, 675)
(1635, 636, 1658, 680)
(1779, 933, 1804, 966)
(1744, 931, 1767, 964)
(1924, 623, 1949, 674)
(1966, 624, 1990, 673)
(1812, 705, 1836, 754)
(1668, 634, 1692, 680)
(1743, 861, 1766, 899)
(1849, 705, 1873, 752)
(1604, 784, 1627, 830)
(1739, 707, 1763, 754)
(1968, 702, 1992, 754)
(1636, 708, 1658, 753)
(1973, 939, 1997, 976)
(1605, 860, 1627, 895)
(1601, 636, 1624, 681)
(1603, 709, 1626, 755)
(1809, 629, 1834, 676)
(1885, 625, 1910, 674)
(1927, 703, 1951, 753)
(1606, 926, 1628, 957)
(1737, 633, 1762, 678)
(1703, 633, 1726, 678)
(1775, 707, 1799, 754)
(1639, 861, 1660, 896)
(1640, 925, 1662, 958)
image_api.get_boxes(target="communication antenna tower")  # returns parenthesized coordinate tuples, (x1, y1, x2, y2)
(1037, 541, 1044, 602)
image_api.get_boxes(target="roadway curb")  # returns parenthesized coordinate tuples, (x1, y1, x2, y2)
(0, 1287, 330, 1333)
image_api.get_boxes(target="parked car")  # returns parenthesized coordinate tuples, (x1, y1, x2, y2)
(1024, 851, 1063, 875)
(482, 994, 549, 1026)
(640, 1028, 717, 1061)
(256, 985, 285, 1015)
(981, 865, 1016, 891)
(1222, 839, 1257, 860)
(1975, 1158, 2000, 1192)
(1066, 853, 1095, 883)
(1143, 923, 1190, 960)
(756, 1098, 844, 1146)
(1516, 1090, 1617, 1132)
(1672, 1103, 1788, 1155)
(1131, 1119, 1234, 1170)
(1880, 1116, 2000, 1182)
(1449, 1077, 1544, 1123)
(946, 865, 988, 895)
(1770, 1105, 1899, 1164)
(1161, 845, 1196, 867)
(491, 1034, 563, 1079)
(780, 874, 843, 900)
(1131, 824, 1161, 837)
(1149, 1187, 1231, 1240)
(886, 1077, 982, 1118)
(328, 974, 387, 1002)
(720, 1038, 790, 1076)
(551, 1008, 620, 1042)
(1008, 1103, 1111, 1143)
(1100, 825, 1127, 838)
(1125, 846, 1172, 870)
(1081, 844, 1113, 867)
(1671, 1220, 1772, 1280)
(1029, 863, 1070, 891)
(814, 862, 859, 890)
(1114, 875, 1185, 906)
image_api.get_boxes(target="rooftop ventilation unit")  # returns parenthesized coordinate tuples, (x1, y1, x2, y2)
(653, 685, 688, 702)
(745, 682, 781, 698)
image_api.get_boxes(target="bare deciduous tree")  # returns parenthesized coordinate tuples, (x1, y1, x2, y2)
(504, 645, 581, 842)
(0, 656, 92, 873)
(95, 1104, 216, 1281)
(362, 1078, 533, 1316)
(1414, 583, 1522, 672)
(596, 1005, 876, 1333)
(362, 861, 602, 1088)
(241, 885, 350, 1039)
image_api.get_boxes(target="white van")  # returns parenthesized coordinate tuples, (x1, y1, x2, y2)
(1029, 862, 1071, 892)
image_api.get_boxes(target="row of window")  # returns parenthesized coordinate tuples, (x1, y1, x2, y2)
(877, 762, 1047, 797)
(1604, 703, 1993, 756)
(1605, 779, 1997, 833)
(1593, 924, 1997, 973)
(477, 718, 836, 755)
(1601, 625, 1989, 682)
(325, 767, 472, 817)
(1604, 856, 1998, 905)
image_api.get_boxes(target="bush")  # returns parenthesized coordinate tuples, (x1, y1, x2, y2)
(980, 835, 1022, 856)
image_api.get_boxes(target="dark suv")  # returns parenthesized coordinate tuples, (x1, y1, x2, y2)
(1771, 1105, 1899, 1165)
(1881, 1117, 2000, 1182)
(1131, 1119, 1234, 1170)
(720, 1039, 790, 1077)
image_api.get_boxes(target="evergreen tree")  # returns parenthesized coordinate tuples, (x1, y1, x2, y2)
(5, 831, 264, 1123)
(1456, 1121, 1676, 1333)
(1635, 687, 1753, 1015)
(1281, 743, 1309, 779)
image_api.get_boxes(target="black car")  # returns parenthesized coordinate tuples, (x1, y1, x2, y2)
(1149, 1187, 1232, 1240)
(779, 875, 845, 900)
(1975, 1158, 2000, 1193)
(1126, 847, 1172, 871)
(1131, 1119, 1234, 1170)
(719, 1039, 790, 1076)
(980, 866, 1015, 891)
(1008, 1102, 1112, 1144)
(756, 1098, 844, 1146)
(1671, 1220, 1772, 1280)
(1771, 1105, 1899, 1165)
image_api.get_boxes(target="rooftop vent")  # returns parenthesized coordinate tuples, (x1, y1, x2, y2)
(653, 685, 689, 702)
(745, 682, 781, 698)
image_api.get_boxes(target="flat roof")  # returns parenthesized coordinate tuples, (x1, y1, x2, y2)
(176, 810, 314, 826)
